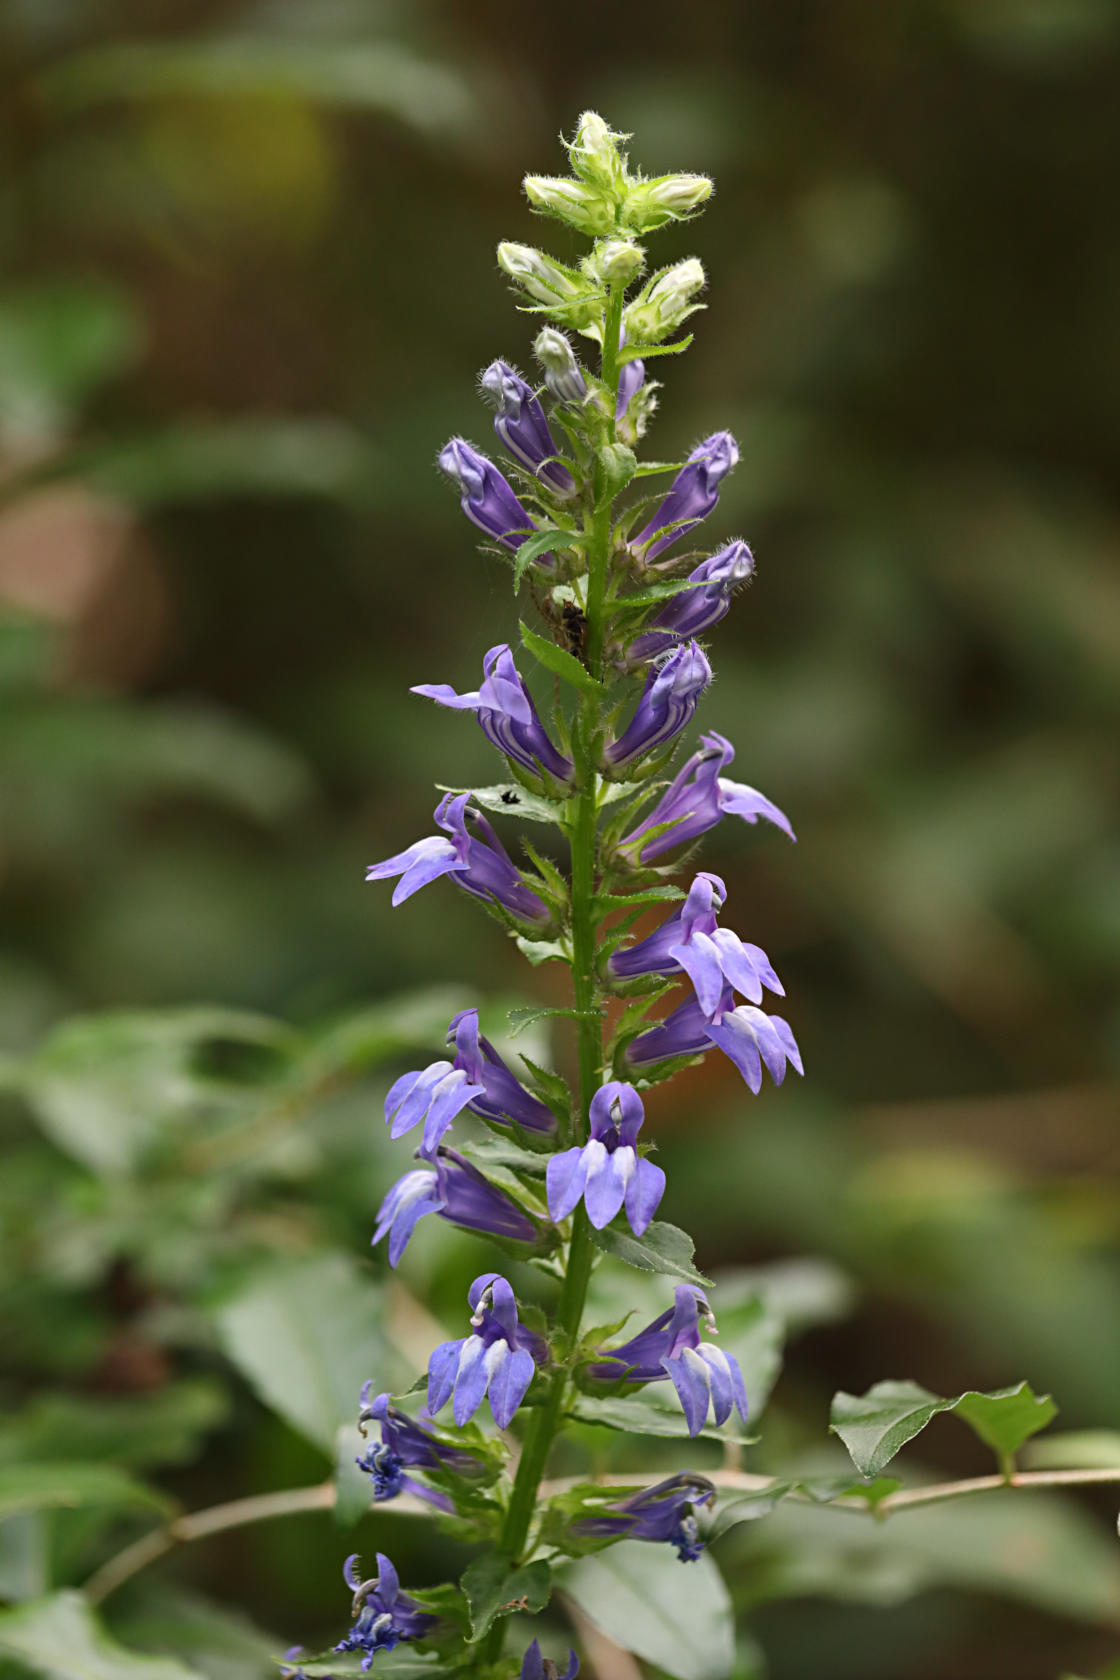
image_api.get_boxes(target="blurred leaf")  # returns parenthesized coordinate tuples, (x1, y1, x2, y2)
(561, 1540, 735, 1680)
(830, 1379, 1056, 1477)
(212, 1252, 405, 1456)
(0, 1380, 229, 1470)
(1024, 1431, 1120, 1470)
(589, 1220, 712, 1287)
(112, 1585, 281, 1680)
(291, 1652, 440, 1679)
(38, 39, 482, 138)
(0, 1591, 206, 1679)
(0, 1463, 171, 1523)
(461, 1554, 550, 1640)
(568, 1390, 755, 1446)
(0, 282, 138, 444)
(82, 421, 370, 507)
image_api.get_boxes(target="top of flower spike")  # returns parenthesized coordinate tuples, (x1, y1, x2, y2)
(521, 111, 713, 243)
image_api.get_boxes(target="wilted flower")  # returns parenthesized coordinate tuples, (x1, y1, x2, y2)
(412, 643, 574, 784)
(521, 1640, 580, 1680)
(355, 1386, 487, 1510)
(335, 1553, 437, 1670)
(572, 1473, 715, 1561)
(546, 1082, 664, 1236)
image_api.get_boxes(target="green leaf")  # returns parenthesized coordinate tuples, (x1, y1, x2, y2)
(0, 1379, 229, 1471)
(561, 1540, 734, 1680)
(457, 1136, 549, 1175)
(514, 937, 570, 966)
(620, 334, 694, 362)
(113, 1585, 282, 1680)
(594, 886, 685, 913)
(0, 1463, 171, 1524)
(568, 1391, 754, 1446)
(212, 1253, 405, 1456)
(1023, 1430, 1120, 1470)
(588, 1219, 712, 1287)
(609, 579, 699, 613)
(290, 1653, 441, 1679)
(514, 528, 578, 589)
(830, 1379, 1057, 1478)
(507, 1005, 598, 1040)
(461, 1554, 551, 1640)
(707, 1482, 794, 1536)
(437, 783, 561, 823)
(596, 444, 637, 505)
(519, 623, 603, 697)
(0, 1591, 207, 1680)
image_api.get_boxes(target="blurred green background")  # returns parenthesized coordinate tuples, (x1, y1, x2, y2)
(1, 2, 1119, 1677)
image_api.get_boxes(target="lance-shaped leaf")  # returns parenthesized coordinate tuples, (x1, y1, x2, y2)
(830, 1379, 1057, 1478)
(519, 622, 604, 697)
(589, 1218, 712, 1287)
(0, 1591, 205, 1679)
(460, 1554, 551, 1640)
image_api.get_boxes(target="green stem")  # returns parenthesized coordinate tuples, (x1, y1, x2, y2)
(480, 288, 625, 1668)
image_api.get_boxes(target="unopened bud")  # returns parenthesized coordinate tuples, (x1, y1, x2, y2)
(623, 257, 706, 344)
(584, 238, 645, 286)
(523, 175, 615, 237)
(497, 242, 601, 329)
(625, 173, 713, 233)
(534, 328, 588, 404)
(568, 110, 627, 193)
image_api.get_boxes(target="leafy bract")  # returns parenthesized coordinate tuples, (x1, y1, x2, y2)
(830, 1378, 1057, 1477)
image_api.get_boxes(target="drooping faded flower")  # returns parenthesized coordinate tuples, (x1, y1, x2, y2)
(355, 1385, 487, 1511)
(572, 1473, 715, 1561)
(335, 1553, 436, 1670)
(521, 1639, 579, 1680)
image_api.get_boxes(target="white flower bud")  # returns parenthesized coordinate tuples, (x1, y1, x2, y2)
(568, 110, 627, 193)
(497, 242, 602, 330)
(625, 173, 713, 233)
(533, 328, 588, 404)
(623, 258, 707, 343)
(523, 175, 616, 237)
(584, 238, 645, 286)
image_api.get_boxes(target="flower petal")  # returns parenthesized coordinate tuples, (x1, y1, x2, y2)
(625, 1156, 666, 1236)
(546, 1146, 590, 1222)
(452, 1335, 489, 1426)
(663, 1346, 711, 1436)
(490, 1345, 536, 1429)
(426, 1338, 462, 1416)
(582, 1139, 626, 1229)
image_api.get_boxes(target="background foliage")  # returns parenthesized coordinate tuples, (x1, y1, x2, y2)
(0, 2, 1118, 1677)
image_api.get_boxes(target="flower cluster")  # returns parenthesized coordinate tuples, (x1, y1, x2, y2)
(290, 110, 805, 1674)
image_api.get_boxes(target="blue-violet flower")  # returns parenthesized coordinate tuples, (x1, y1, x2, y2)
(572, 1473, 715, 1562)
(631, 432, 738, 561)
(412, 643, 573, 784)
(335, 1553, 436, 1671)
(480, 361, 576, 497)
(591, 1284, 749, 1437)
(522, 1640, 579, 1680)
(546, 1081, 664, 1236)
(366, 792, 550, 924)
(439, 437, 553, 565)
(604, 642, 711, 771)
(373, 1146, 537, 1265)
(383, 1007, 555, 1158)
(608, 871, 784, 1016)
(626, 986, 803, 1094)
(617, 730, 794, 864)
(427, 1273, 546, 1429)
(355, 1385, 485, 1511)
(629, 541, 754, 660)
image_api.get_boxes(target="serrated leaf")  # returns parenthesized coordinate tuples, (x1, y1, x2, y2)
(514, 528, 578, 589)
(461, 1554, 550, 1640)
(830, 1378, 1057, 1478)
(436, 783, 561, 823)
(519, 623, 603, 697)
(610, 579, 700, 613)
(594, 886, 685, 912)
(560, 1540, 734, 1680)
(507, 1006, 597, 1040)
(212, 1253, 405, 1456)
(0, 1463, 171, 1523)
(620, 334, 694, 362)
(589, 1219, 712, 1287)
(515, 937, 570, 966)
(0, 1591, 206, 1680)
(596, 444, 637, 505)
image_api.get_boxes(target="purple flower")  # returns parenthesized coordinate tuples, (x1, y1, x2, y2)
(546, 1082, 664, 1236)
(617, 730, 795, 864)
(521, 1640, 579, 1680)
(439, 437, 553, 565)
(355, 1385, 486, 1511)
(626, 986, 803, 1094)
(629, 542, 754, 660)
(366, 792, 550, 925)
(616, 352, 645, 424)
(412, 643, 573, 784)
(480, 361, 576, 498)
(591, 1284, 749, 1437)
(373, 1146, 538, 1265)
(632, 432, 739, 561)
(279, 1651, 312, 1680)
(573, 1473, 715, 1561)
(336, 1553, 436, 1671)
(603, 642, 712, 771)
(383, 1008, 555, 1158)
(427, 1273, 547, 1429)
(608, 871, 784, 1016)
